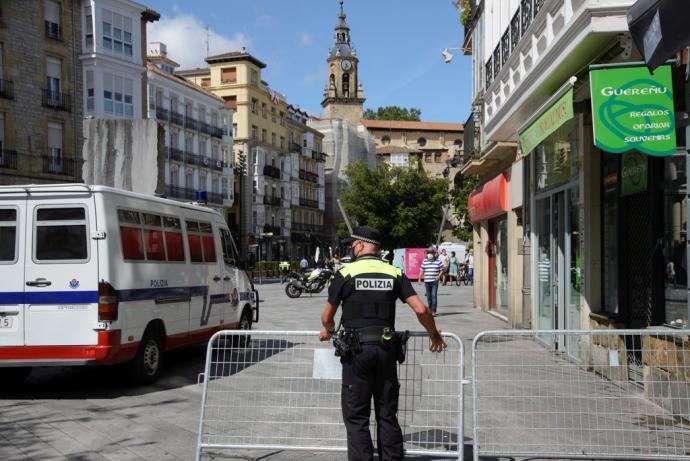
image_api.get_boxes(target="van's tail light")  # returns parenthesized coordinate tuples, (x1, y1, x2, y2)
(98, 281, 119, 321)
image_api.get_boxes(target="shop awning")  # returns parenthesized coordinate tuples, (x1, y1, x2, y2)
(468, 172, 509, 223)
(518, 78, 576, 156)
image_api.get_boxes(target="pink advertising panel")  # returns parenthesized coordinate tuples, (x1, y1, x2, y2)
(403, 248, 427, 280)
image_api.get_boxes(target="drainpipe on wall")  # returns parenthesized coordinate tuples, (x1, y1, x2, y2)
(71, 0, 79, 182)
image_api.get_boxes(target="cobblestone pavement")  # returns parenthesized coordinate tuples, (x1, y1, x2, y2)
(1, 282, 500, 461)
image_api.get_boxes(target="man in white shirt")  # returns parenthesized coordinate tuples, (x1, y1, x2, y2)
(464, 250, 474, 285)
(438, 249, 450, 286)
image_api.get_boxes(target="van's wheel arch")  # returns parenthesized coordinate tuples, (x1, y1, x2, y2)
(128, 321, 165, 384)
(232, 305, 252, 348)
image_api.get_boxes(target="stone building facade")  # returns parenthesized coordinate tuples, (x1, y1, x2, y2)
(0, 0, 83, 184)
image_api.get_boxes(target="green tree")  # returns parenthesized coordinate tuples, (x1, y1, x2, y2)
(450, 174, 479, 242)
(363, 106, 422, 121)
(340, 161, 448, 250)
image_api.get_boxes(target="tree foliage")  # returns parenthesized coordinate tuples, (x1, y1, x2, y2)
(363, 106, 422, 122)
(340, 161, 448, 250)
(450, 174, 479, 242)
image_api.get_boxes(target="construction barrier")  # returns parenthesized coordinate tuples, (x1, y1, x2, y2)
(472, 329, 690, 461)
(196, 330, 465, 461)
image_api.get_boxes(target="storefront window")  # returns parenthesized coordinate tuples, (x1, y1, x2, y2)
(602, 153, 619, 315)
(492, 217, 509, 314)
(662, 154, 687, 326)
(535, 120, 578, 192)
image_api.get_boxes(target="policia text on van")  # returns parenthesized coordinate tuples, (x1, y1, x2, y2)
(320, 225, 446, 461)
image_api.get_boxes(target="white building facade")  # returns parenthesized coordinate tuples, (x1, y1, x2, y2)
(80, 0, 154, 120)
(146, 43, 234, 219)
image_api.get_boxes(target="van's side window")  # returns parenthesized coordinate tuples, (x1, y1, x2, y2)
(35, 207, 88, 261)
(142, 213, 165, 261)
(118, 209, 145, 260)
(186, 220, 216, 263)
(0, 208, 17, 263)
(163, 216, 184, 261)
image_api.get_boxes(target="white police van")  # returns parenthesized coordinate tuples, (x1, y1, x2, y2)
(0, 184, 258, 384)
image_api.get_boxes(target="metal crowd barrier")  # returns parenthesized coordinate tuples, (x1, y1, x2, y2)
(472, 329, 690, 461)
(195, 330, 464, 461)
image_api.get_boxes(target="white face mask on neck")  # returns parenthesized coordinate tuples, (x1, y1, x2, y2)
(426, 253, 433, 260)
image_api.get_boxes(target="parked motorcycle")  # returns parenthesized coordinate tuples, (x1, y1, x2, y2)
(285, 267, 334, 298)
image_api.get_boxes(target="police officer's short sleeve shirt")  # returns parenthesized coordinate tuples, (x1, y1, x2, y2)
(328, 256, 416, 306)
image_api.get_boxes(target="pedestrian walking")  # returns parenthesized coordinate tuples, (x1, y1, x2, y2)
(300, 256, 309, 273)
(319, 226, 446, 461)
(465, 249, 474, 285)
(448, 251, 459, 284)
(418, 249, 443, 316)
(438, 249, 450, 285)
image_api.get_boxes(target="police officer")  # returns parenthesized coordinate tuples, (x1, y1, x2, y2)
(319, 226, 447, 461)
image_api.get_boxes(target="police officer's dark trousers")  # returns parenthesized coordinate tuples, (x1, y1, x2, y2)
(341, 343, 403, 461)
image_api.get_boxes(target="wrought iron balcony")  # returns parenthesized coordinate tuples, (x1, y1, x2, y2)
(210, 126, 223, 139)
(0, 149, 17, 169)
(155, 106, 169, 121)
(199, 121, 212, 136)
(184, 116, 198, 131)
(0, 79, 13, 100)
(42, 154, 80, 176)
(170, 111, 184, 126)
(293, 222, 323, 233)
(289, 142, 302, 153)
(207, 192, 223, 204)
(299, 198, 319, 209)
(186, 152, 200, 166)
(263, 195, 281, 207)
(263, 165, 281, 179)
(42, 89, 71, 112)
(167, 146, 184, 162)
(165, 185, 196, 200)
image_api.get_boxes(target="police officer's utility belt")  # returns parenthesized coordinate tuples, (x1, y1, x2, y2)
(351, 326, 394, 344)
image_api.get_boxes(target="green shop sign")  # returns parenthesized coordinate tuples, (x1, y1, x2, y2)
(519, 88, 574, 156)
(590, 65, 676, 157)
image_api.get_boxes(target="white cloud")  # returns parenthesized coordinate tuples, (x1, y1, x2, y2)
(255, 14, 274, 27)
(299, 33, 313, 47)
(148, 15, 252, 69)
(303, 68, 325, 86)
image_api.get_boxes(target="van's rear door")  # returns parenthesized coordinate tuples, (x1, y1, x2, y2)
(24, 192, 99, 346)
(0, 192, 27, 346)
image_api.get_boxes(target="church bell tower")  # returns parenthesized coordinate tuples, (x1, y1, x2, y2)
(321, 1, 365, 122)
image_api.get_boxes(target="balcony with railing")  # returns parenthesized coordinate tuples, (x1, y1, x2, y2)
(42, 154, 80, 176)
(293, 222, 324, 233)
(289, 142, 302, 153)
(210, 126, 223, 139)
(299, 169, 319, 183)
(186, 152, 200, 166)
(165, 185, 196, 201)
(170, 111, 184, 126)
(155, 106, 169, 121)
(0, 149, 17, 169)
(299, 198, 319, 209)
(0, 79, 13, 99)
(263, 164, 281, 179)
(263, 195, 281, 207)
(207, 192, 223, 204)
(42, 89, 71, 112)
(184, 116, 198, 131)
(167, 146, 184, 162)
(263, 224, 281, 236)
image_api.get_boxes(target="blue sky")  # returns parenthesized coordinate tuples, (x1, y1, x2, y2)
(146, 0, 472, 123)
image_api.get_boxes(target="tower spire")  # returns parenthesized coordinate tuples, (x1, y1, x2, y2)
(339, 0, 345, 19)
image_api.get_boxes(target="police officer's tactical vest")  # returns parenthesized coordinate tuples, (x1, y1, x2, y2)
(337, 255, 404, 329)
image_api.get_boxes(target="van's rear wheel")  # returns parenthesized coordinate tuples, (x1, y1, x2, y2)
(232, 309, 252, 348)
(2, 367, 31, 388)
(128, 330, 163, 384)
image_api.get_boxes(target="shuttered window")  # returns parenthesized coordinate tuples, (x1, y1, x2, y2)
(221, 67, 236, 83)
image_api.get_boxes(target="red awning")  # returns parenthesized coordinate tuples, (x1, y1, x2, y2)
(468, 172, 509, 222)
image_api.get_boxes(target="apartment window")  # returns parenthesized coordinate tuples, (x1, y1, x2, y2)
(261, 102, 267, 119)
(233, 124, 238, 137)
(170, 96, 178, 113)
(221, 67, 236, 83)
(46, 58, 61, 99)
(102, 9, 133, 57)
(250, 70, 258, 85)
(103, 73, 133, 116)
(84, 6, 93, 49)
(185, 136, 193, 154)
(262, 129, 267, 143)
(280, 136, 285, 149)
(303, 138, 307, 148)
(47, 122, 63, 173)
(251, 98, 257, 113)
(201, 77, 210, 87)
(44, 0, 61, 40)
(390, 153, 409, 168)
(280, 112, 285, 126)
(211, 143, 219, 160)
(211, 112, 218, 128)
(271, 132, 276, 146)
(199, 139, 206, 156)
(251, 125, 257, 140)
(85, 70, 94, 111)
(223, 95, 236, 110)
(271, 108, 276, 123)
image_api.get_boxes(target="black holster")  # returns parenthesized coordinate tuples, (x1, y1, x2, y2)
(394, 330, 411, 364)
